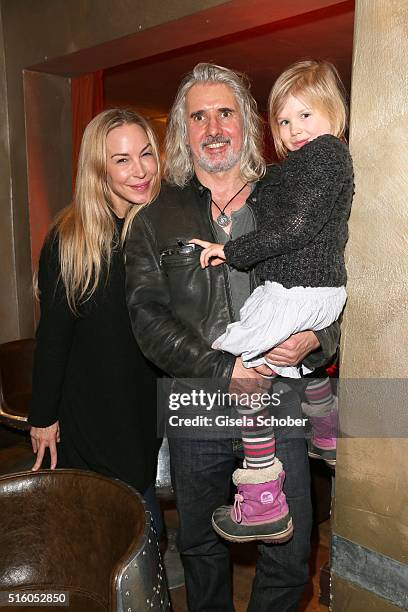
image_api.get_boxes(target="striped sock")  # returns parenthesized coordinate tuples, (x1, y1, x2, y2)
(237, 406, 276, 469)
(304, 377, 335, 416)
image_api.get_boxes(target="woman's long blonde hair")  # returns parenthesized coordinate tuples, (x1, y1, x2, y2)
(52, 108, 160, 313)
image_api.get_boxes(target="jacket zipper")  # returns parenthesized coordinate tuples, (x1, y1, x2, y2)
(206, 190, 235, 320)
(247, 200, 258, 293)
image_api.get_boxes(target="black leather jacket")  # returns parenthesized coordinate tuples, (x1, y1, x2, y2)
(125, 170, 340, 381)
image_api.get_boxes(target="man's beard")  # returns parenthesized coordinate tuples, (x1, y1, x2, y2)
(195, 136, 241, 173)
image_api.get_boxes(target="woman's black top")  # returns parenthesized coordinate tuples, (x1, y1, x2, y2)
(29, 216, 161, 493)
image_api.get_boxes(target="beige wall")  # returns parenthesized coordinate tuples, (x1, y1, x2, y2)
(24, 71, 73, 274)
(341, 0, 408, 379)
(0, 0, 227, 342)
(0, 7, 16, 339)
(334, 0, 408, 607)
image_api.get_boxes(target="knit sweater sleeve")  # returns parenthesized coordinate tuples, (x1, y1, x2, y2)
(28, 233, 76, 428)
(224, 135, 351, 269)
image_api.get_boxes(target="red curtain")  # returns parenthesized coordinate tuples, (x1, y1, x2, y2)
(71, 70, 104, 189)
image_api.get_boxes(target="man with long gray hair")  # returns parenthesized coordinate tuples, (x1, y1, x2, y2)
(126, 63, 339, 611)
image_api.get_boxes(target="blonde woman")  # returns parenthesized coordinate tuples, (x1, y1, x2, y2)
(29, 108, 162, 530)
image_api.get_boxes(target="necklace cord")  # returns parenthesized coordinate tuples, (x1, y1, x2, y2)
(211, 183, 248, 228)
(211, 182, 248, 215)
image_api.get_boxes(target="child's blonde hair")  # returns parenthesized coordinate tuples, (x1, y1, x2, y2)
(268, 59, 348, 159)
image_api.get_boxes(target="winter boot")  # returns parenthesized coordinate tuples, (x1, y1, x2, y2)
(212, 459, 293, 544)
(302, 400, 338, 467)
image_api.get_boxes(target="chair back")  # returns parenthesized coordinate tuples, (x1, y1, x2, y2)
(155, 438, 173, 500)
(0, 339, 34, 429)
(0, 469, 169, 611)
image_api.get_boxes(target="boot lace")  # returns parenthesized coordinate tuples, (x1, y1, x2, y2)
(233, 493, 244, 522)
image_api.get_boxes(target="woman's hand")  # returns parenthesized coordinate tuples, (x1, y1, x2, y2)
(30, 421, 60, 471)
(189, 238, 226, 268)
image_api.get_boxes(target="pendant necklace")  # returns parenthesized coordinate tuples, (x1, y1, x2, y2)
(211, 183, 248, 228)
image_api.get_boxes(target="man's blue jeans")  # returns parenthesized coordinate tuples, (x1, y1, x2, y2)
(168, 399, 312, 612)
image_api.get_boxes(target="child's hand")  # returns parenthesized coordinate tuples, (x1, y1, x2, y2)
(189, 238, 226, 268)
(254, 363, 277, 377)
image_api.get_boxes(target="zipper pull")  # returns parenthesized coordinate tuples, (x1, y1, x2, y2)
(159, 248, 174, 266)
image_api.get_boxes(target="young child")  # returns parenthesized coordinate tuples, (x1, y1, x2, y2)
(191, 60, 354, 544)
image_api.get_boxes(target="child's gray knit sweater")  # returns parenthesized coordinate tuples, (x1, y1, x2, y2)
(224, 135, 354, 288)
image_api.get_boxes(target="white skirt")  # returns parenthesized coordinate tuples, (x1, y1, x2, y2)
(212, 281, 347, 379)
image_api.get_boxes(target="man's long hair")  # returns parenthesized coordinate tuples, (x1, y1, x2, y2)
(164, 63, 266, 187)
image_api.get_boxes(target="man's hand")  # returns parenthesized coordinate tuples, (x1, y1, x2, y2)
(189, 238, 226, 268)
(264, 331, 320, 366)
(229, 358, 271, 400)
(30, 421, 60, 471)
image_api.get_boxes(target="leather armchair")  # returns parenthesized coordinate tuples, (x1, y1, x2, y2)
(0, 469, 169, 611)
